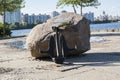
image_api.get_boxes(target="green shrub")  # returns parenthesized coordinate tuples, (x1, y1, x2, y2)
(58, 22, 70, 27)
(0, 26, 11, 37)
(0, 22, 3, 27)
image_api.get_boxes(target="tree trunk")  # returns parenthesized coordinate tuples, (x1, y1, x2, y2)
(3, 10, 6, 36)
(72, 5, 77, 14)
(2, 0, 6, 36)
(80, 2, 83, 15)
(80, 5, 82, 15)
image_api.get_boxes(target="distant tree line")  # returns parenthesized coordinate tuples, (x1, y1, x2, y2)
(3, 22, 40, 30)
(92, 19, 119, 24)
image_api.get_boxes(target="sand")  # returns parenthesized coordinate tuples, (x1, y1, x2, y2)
(0, 32, 120, 80)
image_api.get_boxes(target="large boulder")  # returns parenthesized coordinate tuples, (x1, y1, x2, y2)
(26, 13, 90, 58)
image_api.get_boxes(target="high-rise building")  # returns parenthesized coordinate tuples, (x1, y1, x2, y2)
(40, 14, 50, 22)
(23, 13, 50, 24)
(4, 9, 21, 24)
(61, 10, 67, 13)
(83, 12, 94, 22)
(51, 11, 59, 17)
(24, 14, 29, 23)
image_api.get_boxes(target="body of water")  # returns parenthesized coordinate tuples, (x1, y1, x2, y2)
(11, 29, 31, 37)
(11, 22, 120, 37)
(90, 22, 120, 30)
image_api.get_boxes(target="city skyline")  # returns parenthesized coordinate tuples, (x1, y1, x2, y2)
(21, 0, 120, 17)
(1, 9, 119, 24)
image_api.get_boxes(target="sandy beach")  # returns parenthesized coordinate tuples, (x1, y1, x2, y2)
(0, 32, 120, 80)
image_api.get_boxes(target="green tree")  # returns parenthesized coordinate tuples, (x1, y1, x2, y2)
(57, 0, 100, 15)
(57, 0, 78, 14)
(0, 0, 25, 36)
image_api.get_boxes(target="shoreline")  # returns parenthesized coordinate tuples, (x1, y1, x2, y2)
(91, 28, 120, 32)
(1, 28, 120, 39)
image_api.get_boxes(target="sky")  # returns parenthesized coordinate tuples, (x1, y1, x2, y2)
(21, 0, 120, 17)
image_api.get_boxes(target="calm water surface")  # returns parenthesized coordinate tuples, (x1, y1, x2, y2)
(11, 22, 120, 37)
(90, 22, 120, 30)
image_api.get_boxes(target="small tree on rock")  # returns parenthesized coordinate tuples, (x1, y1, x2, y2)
(57, 0, 100, 15)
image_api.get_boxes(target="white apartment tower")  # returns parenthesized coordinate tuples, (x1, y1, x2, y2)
(51, 11, 59, 17)
(83, 12, 94, 22)
(23, 13, 50, 24)
(4, 9, 21, 24)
